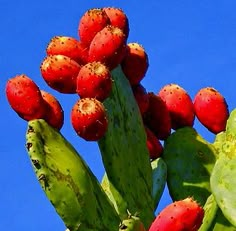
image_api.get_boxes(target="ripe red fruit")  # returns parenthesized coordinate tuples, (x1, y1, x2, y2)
(76, 61, 112, 101)
(40, 90, 64, 130)
(40, 54, 81, 94)
(145, 127, 163, 160)
(71, 98, 108, 141)
(193, 87, 229, 134)
(132, 83, 149, 115)
(143, 93, 171, 140)
(88, 25, 126, 70)
(149, 197, 204, 231)
(121, 43, 149, 86)
(46, 36, 88, 65)
(158, 84, 195, 130)
(78, 8, 110, 46)
(103, 7, 129, 39)
(5, 74, 46, 121)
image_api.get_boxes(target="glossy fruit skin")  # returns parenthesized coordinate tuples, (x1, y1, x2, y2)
(145, 127, 163, 160)
(149, 197, 204, 231)
(5, 74, 46, 121)
(76, 61, 112, 101)
(88, 25, 127, 70)
(46, 36, 88, 65)
(158, 83, 195, 130)
(143, 93, 171, 140)
(71, 97, 108, 141)
(193, 87, 229, 134)
(40, 90, 64, 130)
(103, 7, 129, 39)
(78, 8, 110, 46)
(121, 43, 149, 86)
(132, 83, 149, 115)
(40, 54, 81, 94)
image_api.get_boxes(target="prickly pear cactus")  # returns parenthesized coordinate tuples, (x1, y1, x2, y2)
(211, 109, 236, 227)
(162, 126, 217, 206)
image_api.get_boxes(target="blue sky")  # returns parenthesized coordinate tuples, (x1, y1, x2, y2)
(1, 1, 236, 230)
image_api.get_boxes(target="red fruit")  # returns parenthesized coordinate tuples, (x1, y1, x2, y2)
(40, 54, 81, 94)
(88, 25, 126, 70)
(193, 87, 229, 134)
(71, 98, 108, 141)
(46, 36, 88, 65)
(145, 127, 163, 160)
(149, 197, 204, 231)
(78, 8, 110, 46)
(103, 7, 129, 39)
(40, 90, 64, 130)
(158, 84, 195, 130)
(132, 83, 149, 115)
(76, 61, 112, 101)
(6, 74, 46, 121)
(143, 93, 171, 140)
(121, 43, 149, 85)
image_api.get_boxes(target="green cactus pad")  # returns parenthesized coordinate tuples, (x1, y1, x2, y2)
(162, 127, 216, 206)
(98, 66, 154, 227)
(26, 119, 120, 231)
(151, 158, 167, 210)
(199, 194, 218, 231)
(211, 109, 236, 227)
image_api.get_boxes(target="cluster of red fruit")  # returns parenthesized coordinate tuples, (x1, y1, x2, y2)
(5, 6, 229, 163)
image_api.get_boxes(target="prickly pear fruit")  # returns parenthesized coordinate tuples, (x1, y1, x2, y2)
(103, 7, 129, 39)
(88, 25, 126, 70)
(193, 87, 229, 134)
(5, 74, 46, 121)
(163, 127, 216, 205)
(26, 119, 120, 231)
(76, 61, 112, 101)
(143, 93, 171, 140)
(158, 83, 195, 130)
(40, 54, 81, 94)
(46, 36, 88, 65)
(40, 90, 64, 130)
(121, 43, 149, 86)
(151, 158, 167, 211)
(71, 98, 108, 141)
(210, 109, 236, 227)
(98, 66, 154, 228)
(78, 8, 110, 46)
(149, 197, 204, 231)
(145, 127, 163, 160)
(132, 83, 149, 115)
(119, 213, 146, 231)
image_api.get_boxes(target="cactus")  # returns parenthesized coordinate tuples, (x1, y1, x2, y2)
(162, 126, 216, 206)
(210, 109, 236, 227)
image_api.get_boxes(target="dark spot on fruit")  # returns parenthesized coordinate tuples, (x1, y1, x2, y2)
(26, 142, 32, 151)
(27, 125, 35, 134)
(32, 159, 41, 169)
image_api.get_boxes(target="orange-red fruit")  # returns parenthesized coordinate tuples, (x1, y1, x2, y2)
(5, 74, 46, 121)
(143, 93, 171, 140)
(121, 43, 149, 85)
(40, 54, 81, 94)
(145, 127, 163, 160)
(88, 25, 126, 70)
(103, 7, 129, 39)
(46, 36, 88, 65)
(40, 90, 64, 130)
(76, 61, 112, 101)
(132, 83, 149, 115)
(149, 197, 204, 231)
(71, 98, 108, 141)
(158, 84, 195, 130)
(78, 8, 110, 46)
(193, 87, 229, 134)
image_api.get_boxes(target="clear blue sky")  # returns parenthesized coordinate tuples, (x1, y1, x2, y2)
(1, 1, 236, 230)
